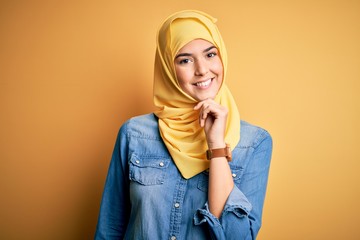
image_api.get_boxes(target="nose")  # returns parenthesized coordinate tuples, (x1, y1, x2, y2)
(194, 58, 208, 76)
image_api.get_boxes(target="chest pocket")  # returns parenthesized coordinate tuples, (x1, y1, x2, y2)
(197, 167, 244, 192)
(129, 153, 171, 185)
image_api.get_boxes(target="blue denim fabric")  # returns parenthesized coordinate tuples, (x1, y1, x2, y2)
(95, 113, 272, 240)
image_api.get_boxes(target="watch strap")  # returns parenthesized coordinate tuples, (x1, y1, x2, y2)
(206, 143, 232, 161)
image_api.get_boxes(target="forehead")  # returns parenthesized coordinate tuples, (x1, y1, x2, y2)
(177, 39, 216, 53)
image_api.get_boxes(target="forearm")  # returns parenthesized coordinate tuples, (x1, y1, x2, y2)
(196, 126, 273, 240)
(194, 99, 235, 218)
(208, 156, 234, 218)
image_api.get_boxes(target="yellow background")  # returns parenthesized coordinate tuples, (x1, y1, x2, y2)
(1, 1, 359, 239)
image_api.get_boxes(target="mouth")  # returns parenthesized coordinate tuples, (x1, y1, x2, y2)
(193, 78, 214, 88)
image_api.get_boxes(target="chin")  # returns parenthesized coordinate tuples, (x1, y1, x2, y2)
(195, 94, 216, 101)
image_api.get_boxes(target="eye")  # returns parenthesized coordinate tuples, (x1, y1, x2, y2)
(207, 52, 217, 58)
(178, 58, 193, 64)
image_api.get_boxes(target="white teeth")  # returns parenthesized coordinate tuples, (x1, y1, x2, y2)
(195, 79, 211, 87)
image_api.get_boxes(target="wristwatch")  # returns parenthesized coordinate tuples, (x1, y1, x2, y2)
(206, 143, 232, 162)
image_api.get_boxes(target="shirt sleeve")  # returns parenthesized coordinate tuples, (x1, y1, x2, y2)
(95, 123, 130, 240)
(194, 131, 273, 240)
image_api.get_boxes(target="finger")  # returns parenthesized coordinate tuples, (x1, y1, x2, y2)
(199, 106, 211, 127)
(204, 103, 222, 119)
(202, 105, 211, 120)
(193, 101, 203, 110)
(201, 107, 216, 128)
(200, 109, 209, 124)
(199, 117, 205, 127)
(199, 108, 206, 127)
(194, 98, 216, 110)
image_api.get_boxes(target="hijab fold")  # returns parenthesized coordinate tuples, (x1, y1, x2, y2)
(153, 10, 240, 179)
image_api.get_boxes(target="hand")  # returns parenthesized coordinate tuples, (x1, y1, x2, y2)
(194, 99, 228, 149)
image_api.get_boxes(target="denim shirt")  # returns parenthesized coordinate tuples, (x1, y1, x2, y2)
(95, 113, 272, 240)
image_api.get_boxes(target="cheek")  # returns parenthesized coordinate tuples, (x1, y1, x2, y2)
(214, 60, 224, 79)
(175, 67, 192, 86)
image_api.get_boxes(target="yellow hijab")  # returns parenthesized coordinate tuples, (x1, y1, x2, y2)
(153, 10, 240, 179)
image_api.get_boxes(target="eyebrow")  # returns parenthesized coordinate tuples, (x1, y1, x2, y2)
(175, 46, 217, 59)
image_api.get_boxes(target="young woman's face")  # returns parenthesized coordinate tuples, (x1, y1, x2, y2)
(174, 39, 223, 101)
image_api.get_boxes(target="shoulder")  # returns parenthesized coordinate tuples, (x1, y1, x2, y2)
(119, 113, 161, 140)
(238, 120, 272, 149)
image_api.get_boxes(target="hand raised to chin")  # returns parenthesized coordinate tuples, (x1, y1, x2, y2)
(194, 99, 228, 149)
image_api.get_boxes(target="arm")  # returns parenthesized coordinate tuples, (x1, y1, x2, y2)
(208, 154, 234, 217)
(222, 133, 272, 239)
(194, 131, 273, 240)
(95, 124, 130, 239)
(194, 99, 233, 218)
(194, 100, 272, 239)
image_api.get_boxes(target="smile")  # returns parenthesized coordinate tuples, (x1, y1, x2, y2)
(194, 78, 213, 88)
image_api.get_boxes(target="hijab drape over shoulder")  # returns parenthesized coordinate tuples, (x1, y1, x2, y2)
(153, 10, 240, 179)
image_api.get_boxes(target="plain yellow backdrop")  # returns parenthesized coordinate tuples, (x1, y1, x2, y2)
(1, 0, 359, 239)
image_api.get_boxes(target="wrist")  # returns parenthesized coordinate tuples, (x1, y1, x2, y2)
(207, 141, 226, 149)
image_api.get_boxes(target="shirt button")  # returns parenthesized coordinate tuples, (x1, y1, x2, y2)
(171, 236, 176, 240)
(232, 173, 237, 178)
(174, 203, 180, 208)
(135, 160, 140, 164)
(159, 162, 164, 167)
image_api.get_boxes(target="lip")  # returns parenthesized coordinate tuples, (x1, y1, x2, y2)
(192, 78, 214, 89)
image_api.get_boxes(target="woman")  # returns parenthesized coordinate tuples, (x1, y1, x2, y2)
(95, 10, 272, 240)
